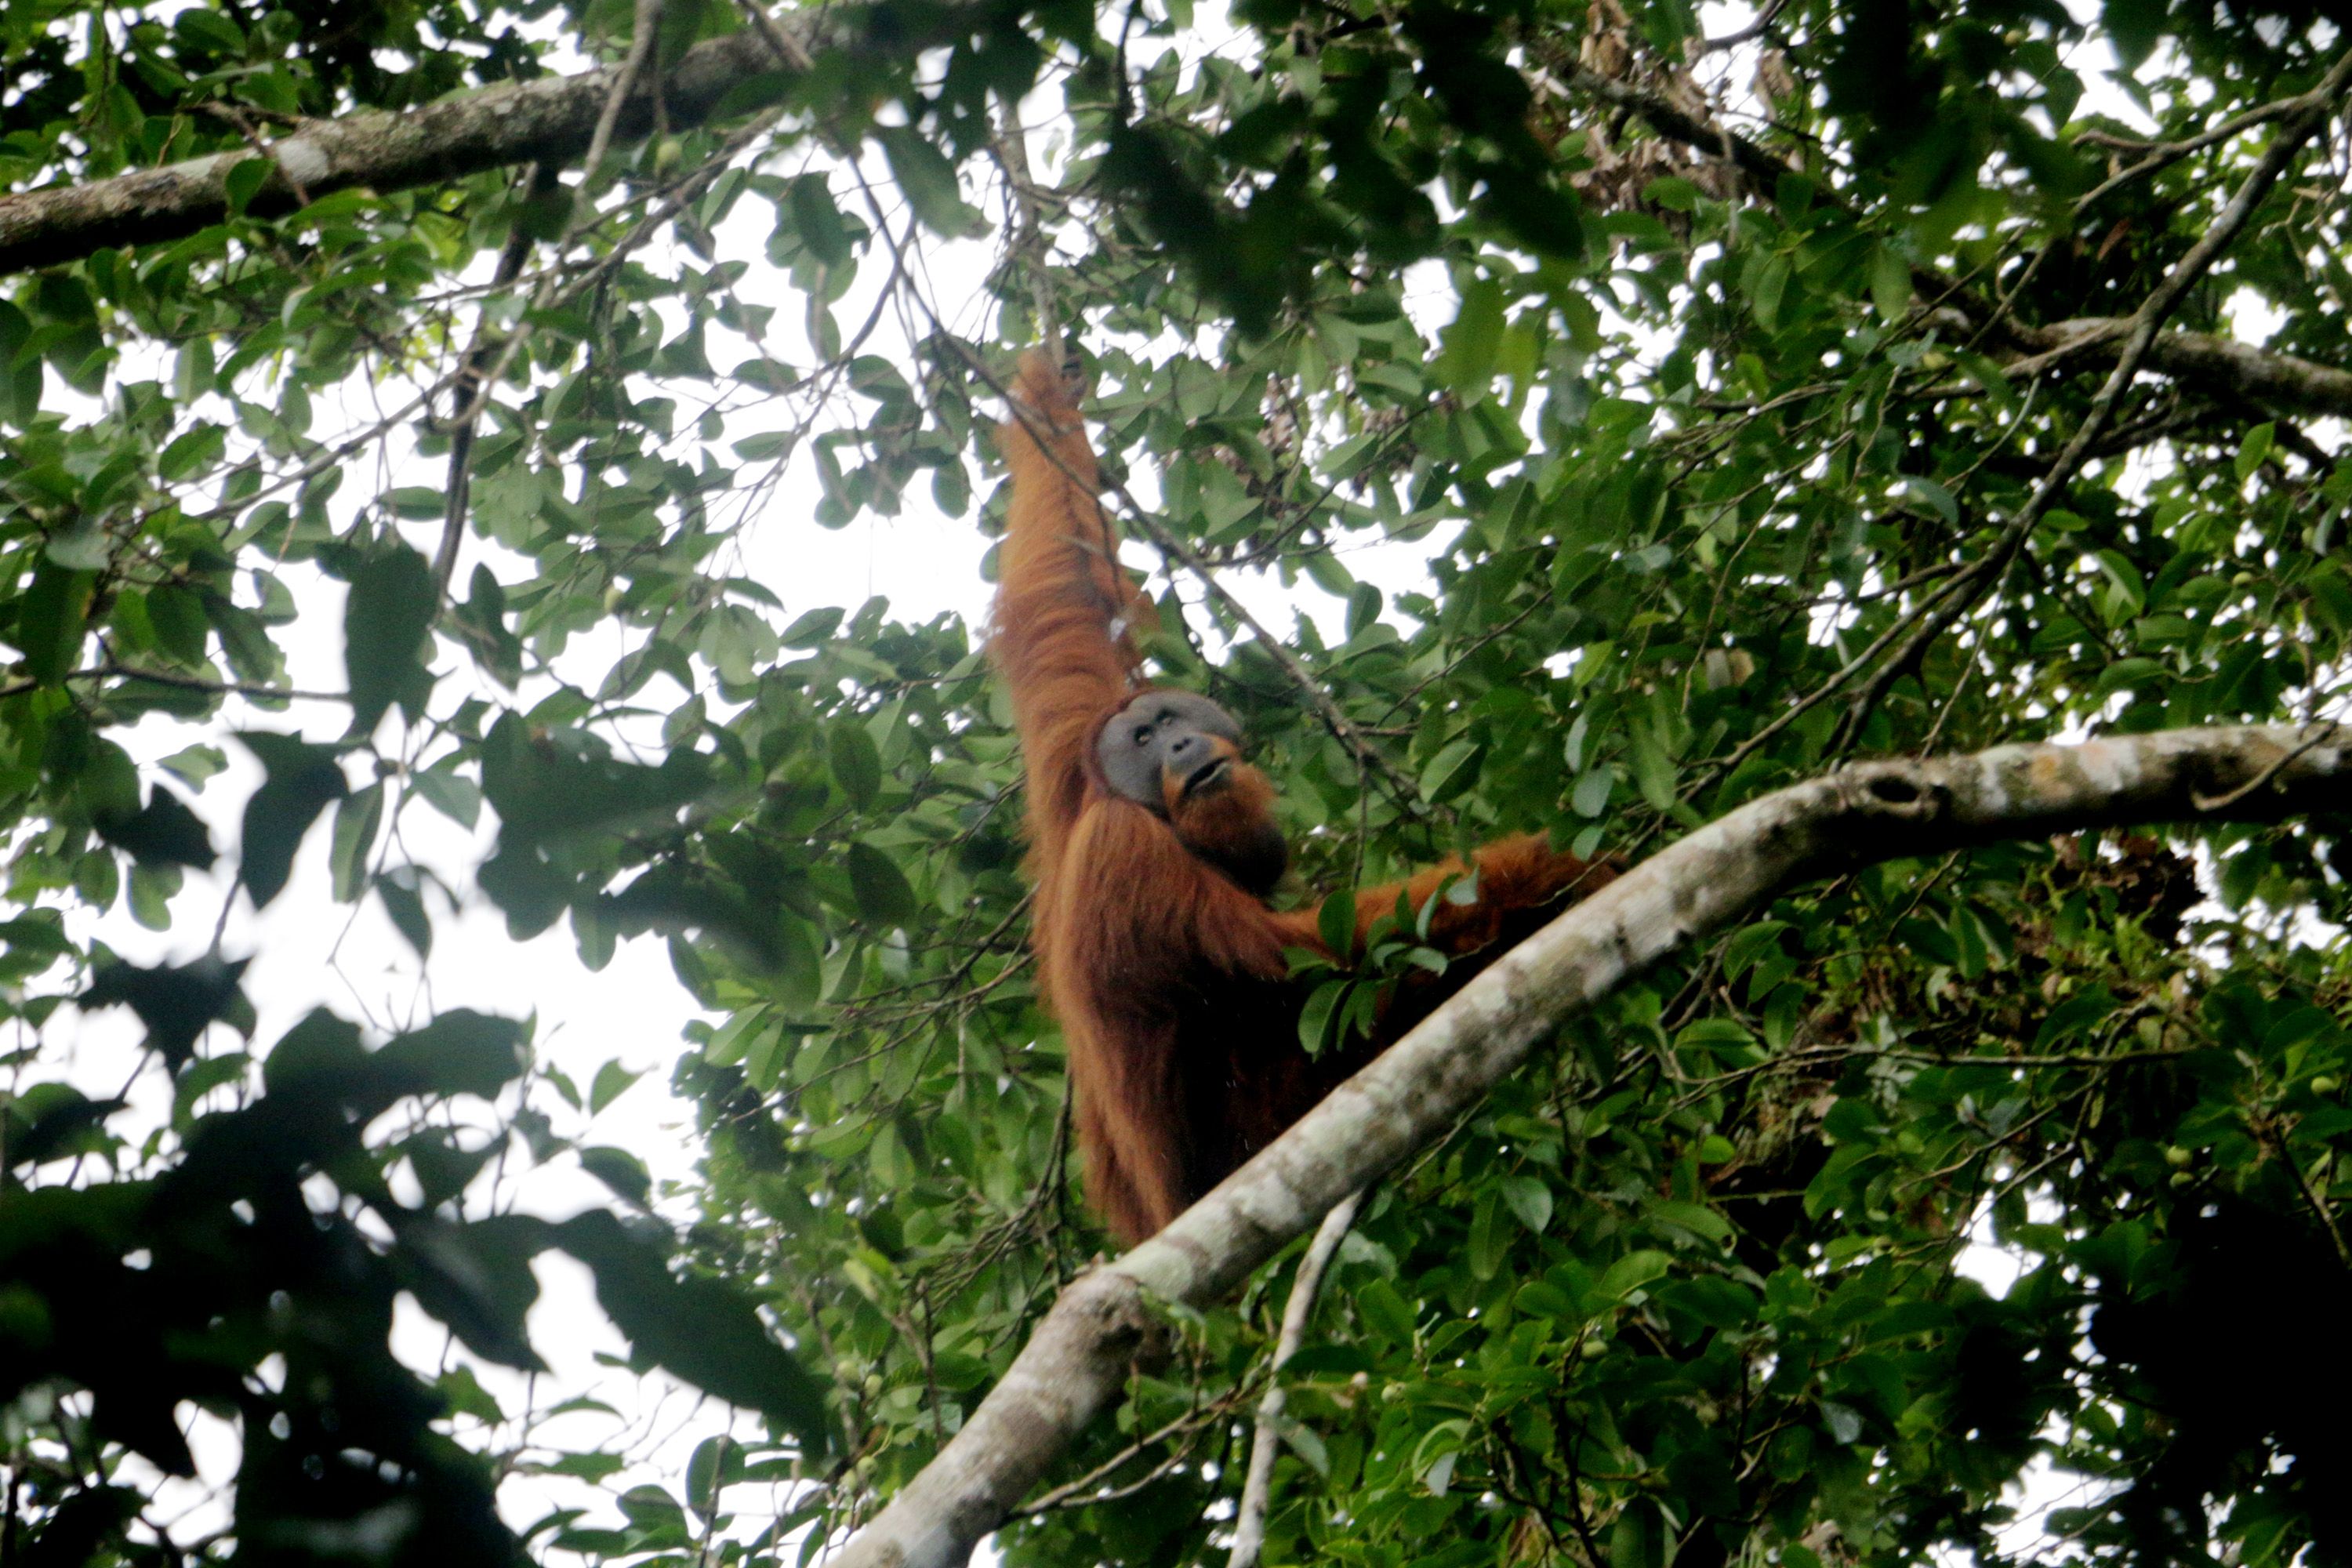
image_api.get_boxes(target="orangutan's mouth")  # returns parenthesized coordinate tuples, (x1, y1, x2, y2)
(1181, 757, 1233, 797)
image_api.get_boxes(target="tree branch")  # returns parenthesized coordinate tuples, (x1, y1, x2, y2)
(0, 2, 982, 278)
(1226, 1188, 1365, 1568)
(832, 721, 2352, 1568)
(1993, 315, 2352, 419)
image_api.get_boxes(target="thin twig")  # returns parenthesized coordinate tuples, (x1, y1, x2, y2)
(2193, 720, 2343, 811)
(2281, 1139, 2352, 1271)
(992, 101, 1062, 358)
(0, 662, 347, 704)
(1014, 1403, 1232, 1515)
(434, 162, 559, 597)
(1226, 1188, 1367, 1568)
(1691, 0, 1789, 56)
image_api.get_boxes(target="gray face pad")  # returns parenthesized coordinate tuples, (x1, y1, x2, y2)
(1097, 691, 1244, 811)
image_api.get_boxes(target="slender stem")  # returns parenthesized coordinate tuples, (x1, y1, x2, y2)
(1226, 1188, 1367, 1568)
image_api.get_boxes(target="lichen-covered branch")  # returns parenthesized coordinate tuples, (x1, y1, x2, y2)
(0, 4, 972, 277)
(1998, 316, 2352, 418)
(833, 721, 2348, 1568)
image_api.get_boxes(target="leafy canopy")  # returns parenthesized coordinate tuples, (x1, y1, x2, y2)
(1, 0, 2349, 1565)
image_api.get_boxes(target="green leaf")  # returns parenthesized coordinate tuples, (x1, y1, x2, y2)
(1610, 1498, 1667, 1568)
(45, 520, 112, 572)
(786, 174, 853, 267)
(743, 1018, 789, 1091)
(478, 713, 709, 848)
(1468, 1189, 1506, 1279)
(128, 864, 176, 929)
(1500, 1174, 1553, 1234)
(579, 1145, 652, 1207)
(412, 766, 481, 829)
(1904, 476, 1958, 525)
(1418, 739, 1480, 803)
(846, 841, 916, 927)
(875, 127, 983, 238)
(16, 566, 93, 684)
(328, 782, 384, 903)
(383, 486, 445, 520)
(1435, 277, 1505, 397)
(234, 732, 349, 908)
(158, 422, 227, 481)
(95, 787, 215, 869)
(1595, 1249, 1671, 1303)
(1870, 243, 1912, 321)
(223, 156, 271, 216)
(829, 721, 881, 808)
(377, 873, 432, 959)
(1571, 768, 1613, 817)
(1650, 1199, 1733, 1246)
(590, 1060, 643, 1114)
(556, 1210, 833, 1453)
(1628, 727, 1677, 811)
(146, 586, 210, 664)
(82, 954, 251, 1073)
(343, 543, 438, 736)
(1317, 885, 1358, 960)
(1355, 1276, 1417, 1345)
(1298, 977, 1349, 1056)
(780, 606, 844, 646)
(158, 743, 228, 787)
(2235, 421, 2275, 483)
(703, 1008, 768, 1067)
(2093, 550, 2147, 619)
(2103, 0, 2165, 70)
(1275, 1413, 1330, 1477)
(1751, 252, 1791, 329)
(375, 1010, 528, 1101)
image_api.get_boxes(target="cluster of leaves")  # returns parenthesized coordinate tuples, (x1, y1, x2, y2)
(2, 996, 828, 1566)
(3, 0, 2351, 1562)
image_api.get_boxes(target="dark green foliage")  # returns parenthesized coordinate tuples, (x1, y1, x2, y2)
(3, 0, 2351, 1563)
(342, 543, 441, 736)
(3, 1005, 827, 1563)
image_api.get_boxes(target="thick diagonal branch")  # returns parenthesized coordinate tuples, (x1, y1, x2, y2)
(833, 721, 2350, 1568)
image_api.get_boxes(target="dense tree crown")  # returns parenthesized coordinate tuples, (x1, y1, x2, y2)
(1, 0, 2348, 1566)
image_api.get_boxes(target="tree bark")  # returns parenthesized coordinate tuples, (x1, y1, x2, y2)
(0, 3, 976, 277)
(2000, 315, 2352, 418)
(1226, 1189, 1365, 1568)
(832, 721, 2350, 1568)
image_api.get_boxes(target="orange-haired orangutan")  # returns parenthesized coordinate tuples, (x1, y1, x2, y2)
(992, 353, 1612, 1246)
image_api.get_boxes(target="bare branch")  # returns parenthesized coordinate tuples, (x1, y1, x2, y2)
(1226, 1189, 1366, 1568)
(1994, 315, 2352, 419)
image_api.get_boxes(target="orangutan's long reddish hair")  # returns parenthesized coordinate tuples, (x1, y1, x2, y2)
(991, 353, 1612, 1245)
